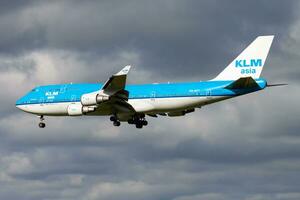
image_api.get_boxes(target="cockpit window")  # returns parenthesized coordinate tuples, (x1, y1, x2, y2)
(31, 88, 39, 92)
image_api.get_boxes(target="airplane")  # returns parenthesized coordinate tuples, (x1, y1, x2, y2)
(16, 35, 285, 129)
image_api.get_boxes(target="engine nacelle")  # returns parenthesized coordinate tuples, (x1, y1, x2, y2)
(82, 106, 96, 113)
(81, 92, 109, 106)
(67, 104, 96, 116)
(96, 94, 110, 103)
(67, 104, 83, 116)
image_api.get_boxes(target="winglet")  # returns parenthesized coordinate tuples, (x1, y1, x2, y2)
(115, 65, 131, 76)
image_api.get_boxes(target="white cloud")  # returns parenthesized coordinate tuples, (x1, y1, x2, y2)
(86, 181, 149, 200)
(0, 153, 33, 175)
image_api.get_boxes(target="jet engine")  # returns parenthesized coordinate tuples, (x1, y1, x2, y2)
(81, 92, 109, 106)
(67, 104, 96, 116)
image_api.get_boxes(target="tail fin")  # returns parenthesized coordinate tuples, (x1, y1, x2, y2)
(213, 35, 274, 81)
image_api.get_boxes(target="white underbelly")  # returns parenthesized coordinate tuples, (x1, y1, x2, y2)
(128, 96, 229, 113)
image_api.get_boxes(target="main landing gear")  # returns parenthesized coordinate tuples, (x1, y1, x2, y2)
(127, 115, 148, 129)
(38, 115, 46, 128)
(110, 114, 148, 129)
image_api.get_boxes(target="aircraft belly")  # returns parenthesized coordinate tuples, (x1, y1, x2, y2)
(129, 96, 228, 113)
(128, 99, 155, 113)
(152, 97, 205, 111)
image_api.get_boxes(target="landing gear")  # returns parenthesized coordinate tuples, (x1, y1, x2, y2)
(128, 115, 148, 129)
(113, 121, 121, 127)
(110, 116, 117, 122)
(142, 120, 148, 126)
(110, 115, 121, 127)
(110, 114, 148, 128)
(38, 115, 46, 128)
(39, 122, 46, 128)
(136, 123, 143, 129)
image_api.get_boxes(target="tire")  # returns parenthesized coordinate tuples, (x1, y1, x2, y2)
(39, 122, 46, 128)
(110, 116, 117, 122)
(113, 121, 121, 126)
(142, 120, 148, 126)
(136, 123, 143, 129)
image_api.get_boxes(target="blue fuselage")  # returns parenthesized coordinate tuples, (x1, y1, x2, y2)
(16, 79, 267, 106)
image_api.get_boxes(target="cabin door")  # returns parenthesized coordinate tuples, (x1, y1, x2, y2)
(206, 89, 212, 99)
(151, 91, 156, 101)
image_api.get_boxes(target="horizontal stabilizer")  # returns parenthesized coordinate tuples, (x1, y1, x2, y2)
(225, 77, 259, 89)
(267, 83, 288, 87)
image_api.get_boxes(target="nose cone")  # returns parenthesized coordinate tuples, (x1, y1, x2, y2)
(16, 104, 30, 112)
(16, 96, 27, 112)
(16, 104, 24, 111)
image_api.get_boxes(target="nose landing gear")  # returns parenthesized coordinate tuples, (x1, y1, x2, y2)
(38, 115, 46, 128)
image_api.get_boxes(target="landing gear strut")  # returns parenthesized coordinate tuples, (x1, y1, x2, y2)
(38, 115, 46, 128)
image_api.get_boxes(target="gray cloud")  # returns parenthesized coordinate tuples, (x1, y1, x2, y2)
(0, 0, 300, 200)
(0, 0, 297, 80)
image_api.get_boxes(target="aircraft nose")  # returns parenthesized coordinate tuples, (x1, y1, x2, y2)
(16, 103, 33, 113)
(16, 105, 23, 111)
(15, 96, 27, 111)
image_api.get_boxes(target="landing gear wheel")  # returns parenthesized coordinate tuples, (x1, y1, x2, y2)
(38, 122, 46, 128)
(110, 116, 117, 122)
(142, 120, 148, 126)
(113, 121, 121, 127)
(136, 123, 143, 129)
(38, 115, 46, 128)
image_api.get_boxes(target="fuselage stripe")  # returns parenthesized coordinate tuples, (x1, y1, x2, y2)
(16, 95, 234, 106)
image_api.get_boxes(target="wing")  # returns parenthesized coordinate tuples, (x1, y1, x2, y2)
(81, 65, 134, 113)
(102, 65, 131, 95)
(99, 66, 135, 114)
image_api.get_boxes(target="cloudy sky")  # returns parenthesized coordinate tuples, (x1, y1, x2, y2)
(1, 0, 300, 199)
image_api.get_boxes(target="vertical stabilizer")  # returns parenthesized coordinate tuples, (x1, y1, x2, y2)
(213, 35, 274, 81)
